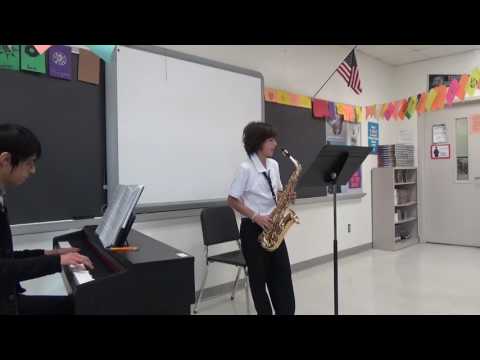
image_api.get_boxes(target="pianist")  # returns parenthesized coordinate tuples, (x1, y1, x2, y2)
(0, 124, 94, 315)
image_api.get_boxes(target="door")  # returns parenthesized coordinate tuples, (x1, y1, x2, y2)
(421, 101, 480, 246)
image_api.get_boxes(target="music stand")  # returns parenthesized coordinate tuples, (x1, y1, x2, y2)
(299, 144, 371, 315)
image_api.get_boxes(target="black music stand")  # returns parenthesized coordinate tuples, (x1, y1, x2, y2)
(299, 144, 371, 315)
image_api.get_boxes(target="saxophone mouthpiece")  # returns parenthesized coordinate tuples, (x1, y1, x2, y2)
(281, 148, 290, 158)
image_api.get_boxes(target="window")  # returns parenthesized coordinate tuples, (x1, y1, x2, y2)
(456, 118, 469, 181)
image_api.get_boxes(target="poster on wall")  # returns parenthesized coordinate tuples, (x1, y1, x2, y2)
(326, 115, 347, 194)
(347, 123, 362, 191)
(431, 144, 450, 159)
(432, 124, 448, 143)
(399, 129, 414, 144)
(0, 45, 20, 71)
(428, 74, 462, 90)
(368, 122, 379, 154)
(326, 118, 363, 193)
(326, 115, 346, 145)
(347, 123, 361, 146)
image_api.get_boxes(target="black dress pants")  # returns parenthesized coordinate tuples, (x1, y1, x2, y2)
(240, 218, 295, 315)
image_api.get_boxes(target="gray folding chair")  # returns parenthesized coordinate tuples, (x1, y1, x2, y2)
(193, 206, 250, 314)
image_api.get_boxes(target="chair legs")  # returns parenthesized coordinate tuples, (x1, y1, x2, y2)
(194, 262, 250, 315)
(231, 266, 242, 300)
(193, 262, 209, 314)
(244, 267, 250, 315)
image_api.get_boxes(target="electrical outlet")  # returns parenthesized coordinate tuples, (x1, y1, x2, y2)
(348, 224, 351, 233)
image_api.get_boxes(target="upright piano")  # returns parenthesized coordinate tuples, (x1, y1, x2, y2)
(52, 226, 195, 315)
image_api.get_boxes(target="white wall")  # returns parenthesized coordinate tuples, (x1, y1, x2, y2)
(14, 45, 398, 296)
(133, 45, 396, 292)
(379, 50, 480, 167)
(393, 50, 480, 100)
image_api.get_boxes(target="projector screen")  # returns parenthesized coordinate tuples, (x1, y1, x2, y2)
(116, 46, 263, 208)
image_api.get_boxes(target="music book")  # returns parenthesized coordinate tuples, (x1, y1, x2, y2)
(95, 184, 144, 248)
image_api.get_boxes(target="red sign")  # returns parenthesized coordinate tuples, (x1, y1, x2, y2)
(431, 144, 450, 159)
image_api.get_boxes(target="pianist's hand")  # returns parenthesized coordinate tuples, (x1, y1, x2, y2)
(60, 253, 94, 270)
(45, 247, 80, 256)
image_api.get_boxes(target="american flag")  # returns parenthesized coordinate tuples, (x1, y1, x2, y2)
(336, 49, 362, 94)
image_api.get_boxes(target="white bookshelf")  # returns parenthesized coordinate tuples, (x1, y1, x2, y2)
(372, 167, 419, 251)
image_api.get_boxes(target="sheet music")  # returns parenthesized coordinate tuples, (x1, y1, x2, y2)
(96, 184, 144, 248)
(95, 186, 127, 240)
(122, 185, 144, 228)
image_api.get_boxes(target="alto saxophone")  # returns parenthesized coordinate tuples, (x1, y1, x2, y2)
(259, 149, 302, 252)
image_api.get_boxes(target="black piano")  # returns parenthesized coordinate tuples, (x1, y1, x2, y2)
(52, 226, 195, 315)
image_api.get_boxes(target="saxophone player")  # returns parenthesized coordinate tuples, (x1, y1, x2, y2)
(228, 122, 296, 315)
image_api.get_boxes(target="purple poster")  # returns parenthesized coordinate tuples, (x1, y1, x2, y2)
(48, 45, 72, 80)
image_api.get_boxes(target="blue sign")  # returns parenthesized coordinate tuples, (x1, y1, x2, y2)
(368, 122, 379, 155)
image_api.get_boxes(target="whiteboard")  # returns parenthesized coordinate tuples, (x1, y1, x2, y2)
(116, 46, 263, 207)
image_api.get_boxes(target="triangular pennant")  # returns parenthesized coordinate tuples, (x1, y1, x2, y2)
(381, 103, 389, 119)
(336, 103, 344, 116)
(277, 90, 289, 105)
(425, 88, 438, 111)
(457, 74, 469, 101)
(431, 85, 447, 111)
(265, 88, 277, 102)
(327, 102, 336, 119)
(86, 45, 116, 63)
(405, 96, 418, 119)
(354, 106, 362, 122)
(366, 105, 375, 119)
(343, 104, 354, 122)
(466, 68, 480, 97)
(417, 93, 427, 114)
(299, 95, 312, 109)
(446, 80, 459, 107)
(312, 99, 330, 118)
(391, 101, 400, 120)
(33, 45, 52, 55)
(385, 102, 395, 120)
(398, 99, 408, 120)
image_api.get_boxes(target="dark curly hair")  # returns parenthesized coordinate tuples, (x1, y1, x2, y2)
(242, 122, 277, 156)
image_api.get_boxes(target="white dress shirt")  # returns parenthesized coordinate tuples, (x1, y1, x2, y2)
(229, 153, 283, 218)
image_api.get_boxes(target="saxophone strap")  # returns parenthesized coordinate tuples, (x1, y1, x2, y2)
(262, 171, 277, 206)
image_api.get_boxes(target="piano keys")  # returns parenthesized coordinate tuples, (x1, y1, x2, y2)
(53, 226, 195, 315)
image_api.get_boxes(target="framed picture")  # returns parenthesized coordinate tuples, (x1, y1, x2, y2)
(431, 144, 451, 159)
(428, 74, 462, 90)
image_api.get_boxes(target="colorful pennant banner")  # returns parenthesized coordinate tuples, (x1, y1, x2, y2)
(266, 60, 480, 124)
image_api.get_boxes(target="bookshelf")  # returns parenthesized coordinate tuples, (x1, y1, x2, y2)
(372, 167, 419, 251)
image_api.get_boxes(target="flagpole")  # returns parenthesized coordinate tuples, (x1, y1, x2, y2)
(312, 45, 358, 99)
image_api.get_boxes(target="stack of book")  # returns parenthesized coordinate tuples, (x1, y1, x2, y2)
(378, 144, 414, 167)
(378, 145, 395, 167)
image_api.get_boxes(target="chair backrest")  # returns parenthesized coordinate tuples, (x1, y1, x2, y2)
(200, 206, 240, 246)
